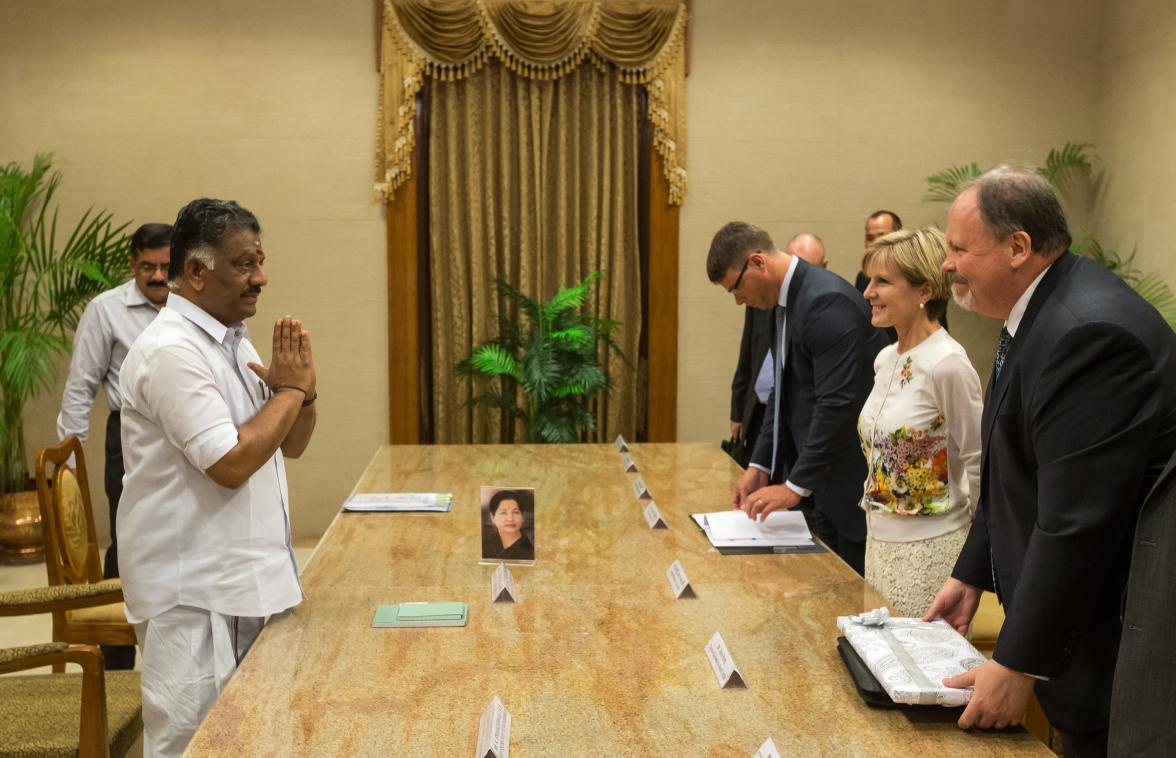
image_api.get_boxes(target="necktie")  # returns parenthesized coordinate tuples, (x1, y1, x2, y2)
(992, 327, 1012, 381)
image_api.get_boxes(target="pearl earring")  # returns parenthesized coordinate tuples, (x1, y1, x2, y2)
(918, 302, 925, 309)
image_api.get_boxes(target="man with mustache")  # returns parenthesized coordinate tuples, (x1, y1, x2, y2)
(117, 199, 316, 757)
(57, 222, 173, 670)
(925, 167, 1176, 757)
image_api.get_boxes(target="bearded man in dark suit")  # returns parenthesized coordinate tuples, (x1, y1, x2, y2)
(924, 167, 1176, 758)
(707, 222, 887, 575)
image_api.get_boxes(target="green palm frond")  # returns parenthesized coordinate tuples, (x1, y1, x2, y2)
(471, 344, 521, 380)
(1129, 273, 1176, 331)
(549, 325, 591, 349)
(924, 163, 983, 204)
(1038, 142, 1093, 185)
(543, 271, 602, 319)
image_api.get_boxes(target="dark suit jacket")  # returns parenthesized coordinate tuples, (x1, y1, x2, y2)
(730, 306, 774, 430)
(951, 252, 1176, 733)
(750, 259, 888, 542)
(1109, 450, 1176, 756)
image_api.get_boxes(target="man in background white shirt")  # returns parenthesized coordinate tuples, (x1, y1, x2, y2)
(118, 198, 317, 757)
(56, 222, 172, 670)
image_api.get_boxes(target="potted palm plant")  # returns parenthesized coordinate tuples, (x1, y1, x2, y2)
(456, 270, 629, 443)
(0, 154, 132, 562)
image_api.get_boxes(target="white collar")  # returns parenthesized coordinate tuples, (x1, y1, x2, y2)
(1005, 262, 1054, 337)
(123, 280, 159, 309)
(165, 292, 241, 346)
(776, 254, 800, 308)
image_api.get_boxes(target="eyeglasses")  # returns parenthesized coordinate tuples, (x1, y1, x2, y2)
(728, 257, 752, 293)
(135, 261, 169, 275)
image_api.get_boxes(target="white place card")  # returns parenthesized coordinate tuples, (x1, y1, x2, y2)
(490, 563, 517, 603)
(614, 434, 629, 453)
(643, 502, 667, 529)
(665, 559, 695, 598)
(620, 452, 638, 473)
(753, 737, 781, 758)
(475, 695, 511, 758)
(631, 474, 651, 500)
(705, 631, 746, 688)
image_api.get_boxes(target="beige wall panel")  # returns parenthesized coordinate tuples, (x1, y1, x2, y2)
(1096, 2, 1176, 287)
(676, 0, 1102, 443)
(2, 0, 388, 541)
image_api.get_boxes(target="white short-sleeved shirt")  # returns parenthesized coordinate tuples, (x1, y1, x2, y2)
(117, 292, 302, 624)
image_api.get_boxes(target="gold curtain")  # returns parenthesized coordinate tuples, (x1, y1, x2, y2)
(429, 61, 641, 443)
(377, 0, 687, 205)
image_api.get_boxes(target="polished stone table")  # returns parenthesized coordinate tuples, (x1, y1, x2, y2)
(187, 443, 1050, 756)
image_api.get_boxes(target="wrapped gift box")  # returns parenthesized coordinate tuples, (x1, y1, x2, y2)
(836, 614, 986, 707)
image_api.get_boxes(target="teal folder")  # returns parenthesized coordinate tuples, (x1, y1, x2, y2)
(372, 601, 468, 628)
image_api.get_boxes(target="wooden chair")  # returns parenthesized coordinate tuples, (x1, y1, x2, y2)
(35, 437, 137, 670)
(0, 583, 142, 758)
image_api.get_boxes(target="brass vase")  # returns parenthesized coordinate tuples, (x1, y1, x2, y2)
(0, 489, 44, 564)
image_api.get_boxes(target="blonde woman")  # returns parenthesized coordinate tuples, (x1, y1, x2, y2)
(858, 228, 982, 616)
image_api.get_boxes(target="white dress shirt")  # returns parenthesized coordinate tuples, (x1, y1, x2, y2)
(57, 279, 160, 441)
(1005, 263, 1054, 337)
(117, 292, 302, 624)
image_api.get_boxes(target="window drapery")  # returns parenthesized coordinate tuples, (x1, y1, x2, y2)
(376, 0, 687, 206)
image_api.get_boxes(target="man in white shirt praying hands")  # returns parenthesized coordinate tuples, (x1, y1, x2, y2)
(117, 198, 317, 758)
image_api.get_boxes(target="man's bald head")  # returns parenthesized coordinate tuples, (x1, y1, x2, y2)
(786, 233, 827, 268)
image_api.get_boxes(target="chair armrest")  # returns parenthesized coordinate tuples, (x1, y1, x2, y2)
(0, 643, 111, 757)
(0, 580, 123, 617)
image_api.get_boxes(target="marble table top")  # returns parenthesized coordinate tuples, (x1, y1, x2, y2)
(187, 443, 1049, 756)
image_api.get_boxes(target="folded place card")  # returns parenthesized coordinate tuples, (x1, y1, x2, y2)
(835, 613, 983, 707)
(643, 502, 667, 529)
(475, 695, 511, 758)
(631, 475, 652, 500)
(753, 738, 781, 758)
(372, 601, 468, 628)
(490, 562, 517, 603)
(665, 559, 695, 598)
(705, 631, 746, 688)
(620, 452, 638, 473)
(614, 434, 629, 453)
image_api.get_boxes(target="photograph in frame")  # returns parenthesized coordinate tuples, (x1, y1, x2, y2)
(480, 485, 536, 564)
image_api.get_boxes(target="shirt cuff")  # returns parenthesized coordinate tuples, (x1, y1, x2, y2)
(785, 480, 811, 498)
(749, 463, 770, 474)
(183, 421, 239, 472)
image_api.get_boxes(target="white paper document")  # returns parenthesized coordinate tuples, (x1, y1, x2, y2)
(754, 737, 782, 758)
(692, 509, 813, 548)
(475, 696, 511, 758)
(343, 492, 453, 513)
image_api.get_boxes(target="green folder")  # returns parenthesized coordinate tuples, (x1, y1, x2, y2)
(372, 601, 468, 628)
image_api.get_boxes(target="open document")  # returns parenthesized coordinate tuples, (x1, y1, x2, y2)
(343, 492, 454, 513)
(691, 509, 818, 551)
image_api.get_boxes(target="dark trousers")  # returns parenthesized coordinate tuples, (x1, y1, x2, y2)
(804, 504, 865, 576)
(102, 411, 135, 670)
(1061, 729, 1108, 758)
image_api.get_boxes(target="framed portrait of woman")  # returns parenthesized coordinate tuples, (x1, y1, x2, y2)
(480, 486, 536, 564)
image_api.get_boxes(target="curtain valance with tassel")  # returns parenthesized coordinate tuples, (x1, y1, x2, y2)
(376, 0, 687, 205)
